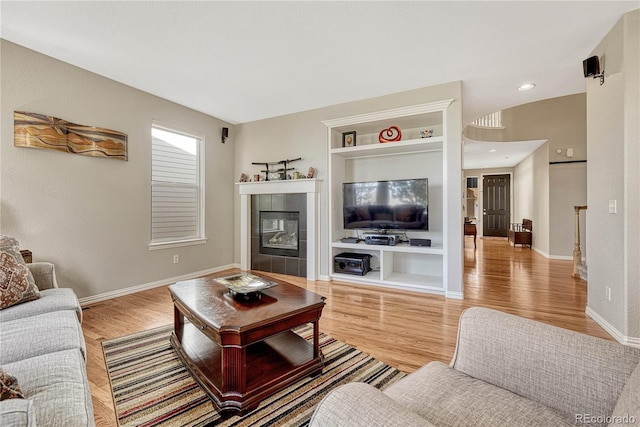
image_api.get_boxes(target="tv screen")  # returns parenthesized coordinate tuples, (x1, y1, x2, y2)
(343, 179, 428, 231)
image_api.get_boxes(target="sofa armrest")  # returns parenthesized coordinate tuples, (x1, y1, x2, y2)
(0, 399, 36, 427)
(451, 307, 640, 423)
(309, 382, 435, 427)
(26, 262, 58, 290)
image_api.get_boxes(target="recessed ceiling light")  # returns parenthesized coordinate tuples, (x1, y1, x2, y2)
(518, 83, 536, 91)
(489, 149, 497, 152)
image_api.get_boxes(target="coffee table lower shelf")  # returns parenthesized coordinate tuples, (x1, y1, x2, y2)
(171, 323, 324, 415)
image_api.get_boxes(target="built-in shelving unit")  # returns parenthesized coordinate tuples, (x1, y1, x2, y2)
(330, 137, 443, 159)
(323, 100, 457, 296)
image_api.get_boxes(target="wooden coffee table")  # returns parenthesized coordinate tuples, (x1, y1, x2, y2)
(169, 272, 325, 415)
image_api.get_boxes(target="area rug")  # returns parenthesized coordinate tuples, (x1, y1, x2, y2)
(103, 324, 406, 426)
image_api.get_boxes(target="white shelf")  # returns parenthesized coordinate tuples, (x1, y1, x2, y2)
(331, 241, 444, 255)
(385, 272, 443, 288)
(331, 137, 443, 159)
(332, 271, 382, 284)
(331, 272, 444, 294)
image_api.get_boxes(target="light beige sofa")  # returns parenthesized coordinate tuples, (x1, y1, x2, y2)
(0, 262, 94, 427)
(310, 307, 640, 427)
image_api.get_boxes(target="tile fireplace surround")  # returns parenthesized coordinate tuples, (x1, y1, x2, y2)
(238, 179, 320, 280)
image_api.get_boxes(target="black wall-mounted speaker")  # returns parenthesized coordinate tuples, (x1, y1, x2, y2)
(583, 56, 600, 78)
(221, 127, 229, 143)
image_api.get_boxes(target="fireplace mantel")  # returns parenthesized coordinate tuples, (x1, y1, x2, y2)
(238, 179, 321, 280)
(238, 178, 320, 195)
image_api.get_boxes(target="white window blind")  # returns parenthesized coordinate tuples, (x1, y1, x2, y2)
(151, 125, 204, 245)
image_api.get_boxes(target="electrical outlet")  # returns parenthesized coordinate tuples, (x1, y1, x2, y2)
(173, 255, 179, 264)
(606, 286, 612, 302)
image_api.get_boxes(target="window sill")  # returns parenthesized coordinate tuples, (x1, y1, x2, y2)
(148, 238, 208, 251)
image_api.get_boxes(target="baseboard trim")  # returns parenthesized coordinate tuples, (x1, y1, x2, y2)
(548, 254, 572, 261)
(78, 264, 236, 306)
(318, 275, 331, 282)
(532, 247, 549, 258)
(446, 291, 464, 300)
(533, 249, 585, 262)
(585, 306, 640, 348)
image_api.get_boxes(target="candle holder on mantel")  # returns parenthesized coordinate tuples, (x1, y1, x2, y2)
(251, 157, 302, 181)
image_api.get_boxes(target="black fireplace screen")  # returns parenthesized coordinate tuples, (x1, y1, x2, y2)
(259, 211, 300, 257)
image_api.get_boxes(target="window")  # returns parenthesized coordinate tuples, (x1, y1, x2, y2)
(470, 111, 504, 129)
(465, 177, 479, 220)
(149, 124, 205, 249)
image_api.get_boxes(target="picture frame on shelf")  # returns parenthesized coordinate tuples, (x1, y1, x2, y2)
(342, 131, 356, 147)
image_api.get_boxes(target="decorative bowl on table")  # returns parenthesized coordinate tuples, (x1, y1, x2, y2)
(214, 273, 277, 300)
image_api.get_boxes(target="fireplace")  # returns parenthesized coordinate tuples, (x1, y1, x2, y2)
(240, 180, 319, 279)
(259, 211, 300, 257)
(249, 192, 308, 278)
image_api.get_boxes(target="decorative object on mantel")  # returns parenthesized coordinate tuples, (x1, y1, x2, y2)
(14, 111, 128, 160)
(378, 126, 402, 143)
(253, 174, 261, 182)
(342, 131, 356, 147)
(420, 129, 434, 138)
(307, 167, 316, 178)
(251, 157, 302, 181)
(239, 173, 248, 182)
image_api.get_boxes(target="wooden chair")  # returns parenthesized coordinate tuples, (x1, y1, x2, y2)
(508, 219, 532, 248)
(464, 221, 477, 248)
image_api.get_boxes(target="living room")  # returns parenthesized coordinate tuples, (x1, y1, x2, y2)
(1, 2, 639, 426)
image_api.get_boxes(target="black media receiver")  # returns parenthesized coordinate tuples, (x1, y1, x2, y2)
(409, 238, 431, 247)
(334, 253, 372, 276)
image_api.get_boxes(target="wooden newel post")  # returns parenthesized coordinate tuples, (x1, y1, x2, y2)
(572, 205, 587, 278)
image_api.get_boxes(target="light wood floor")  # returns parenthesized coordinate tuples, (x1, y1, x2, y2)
(82, 237, 611, 426)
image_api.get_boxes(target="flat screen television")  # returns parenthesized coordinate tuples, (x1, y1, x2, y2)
(343, 178, 428, 231)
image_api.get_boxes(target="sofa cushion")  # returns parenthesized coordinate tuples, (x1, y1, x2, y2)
(0, 368, 25, 400)
(0, 236, 40, 310)
(451, 307, 640, 426)
(384, 361, 574, 427)
(310, 382, 436, 427)
(0, 310, 86, 365)
(3, 348, 94, 427)
(609, 362, 640, 426)
(0, 398, 35, 427)
(0, 288, 81, 323)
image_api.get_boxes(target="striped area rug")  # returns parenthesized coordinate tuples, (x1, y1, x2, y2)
(103, 325, 406, 426)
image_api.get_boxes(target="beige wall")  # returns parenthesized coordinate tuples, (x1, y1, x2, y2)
(0, 40, 236, 299)
(531, 144, 550, 255)
(234, 82, 463, 292)
(510, 144, 550, 255)
(549, 162, 587, 258)
(586, 9, 639, 344)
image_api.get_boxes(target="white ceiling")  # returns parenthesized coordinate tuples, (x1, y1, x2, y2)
(463, 138, 547, 170)
(0, 1, 637, 129)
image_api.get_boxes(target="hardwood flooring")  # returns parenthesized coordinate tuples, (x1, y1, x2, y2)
(82, 237, 610, 426)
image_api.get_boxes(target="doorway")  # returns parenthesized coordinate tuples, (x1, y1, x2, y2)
(483, 174, 510, 237)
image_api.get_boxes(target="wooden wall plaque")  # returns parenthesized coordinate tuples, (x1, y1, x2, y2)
(14, 111, 128, 161)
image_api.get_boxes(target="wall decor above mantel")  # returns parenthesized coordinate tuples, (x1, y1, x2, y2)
(13, 111, 128, 161)
(251, 157, 302, 181)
